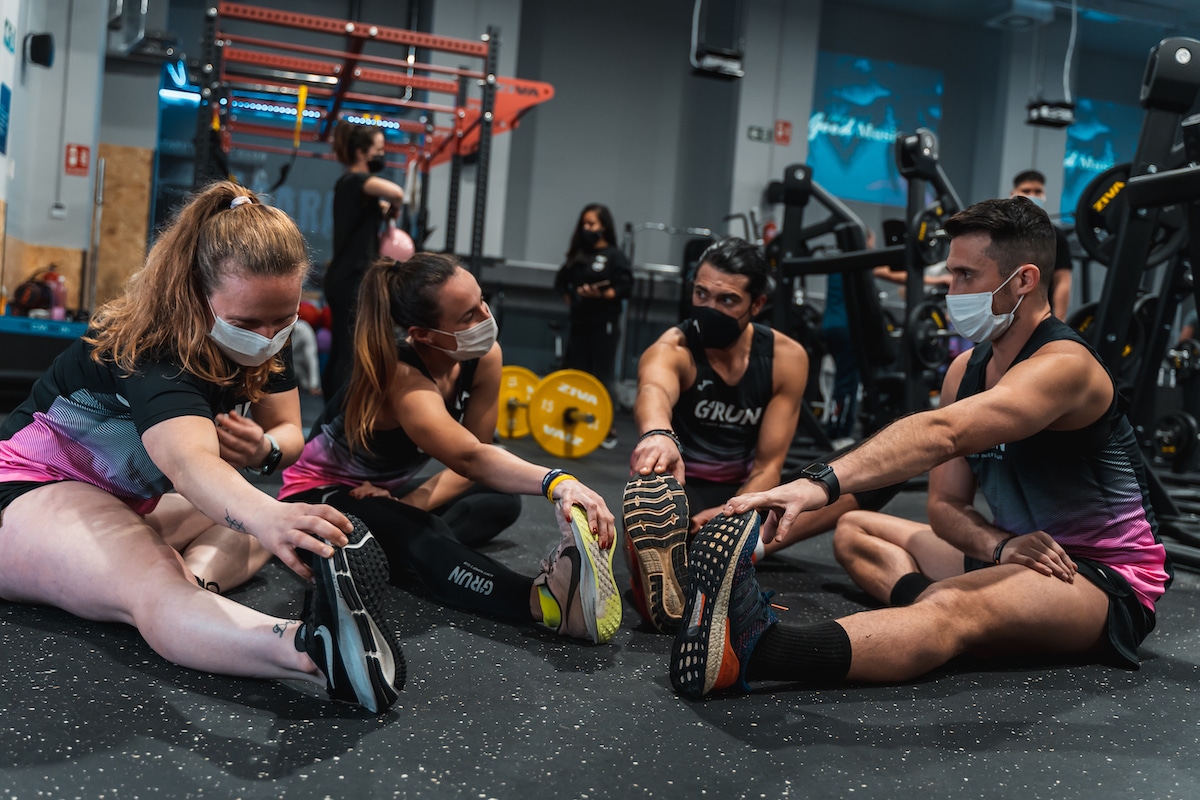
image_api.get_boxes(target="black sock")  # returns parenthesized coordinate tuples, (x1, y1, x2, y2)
(889, 572, 933, 606)
(745, 620, 852, 684)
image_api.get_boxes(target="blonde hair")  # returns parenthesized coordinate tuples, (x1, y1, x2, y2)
(86, 181, 310, 401)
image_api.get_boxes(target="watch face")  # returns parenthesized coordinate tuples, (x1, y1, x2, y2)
(803, 464, 831, 480)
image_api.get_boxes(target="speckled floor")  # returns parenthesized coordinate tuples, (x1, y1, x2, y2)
(3, 401, 1200, 799)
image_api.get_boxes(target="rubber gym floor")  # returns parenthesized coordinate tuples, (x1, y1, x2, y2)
(3, 396, 1200, 800)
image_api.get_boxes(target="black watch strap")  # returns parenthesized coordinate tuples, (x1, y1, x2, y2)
(258, 433, 282, 476)
(800, 462, 840, 506)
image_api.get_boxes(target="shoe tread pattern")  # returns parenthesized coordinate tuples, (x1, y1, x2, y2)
(622, 475, 690, 633)
(670, 513, 757, 698)
(570, 504, 622, 644)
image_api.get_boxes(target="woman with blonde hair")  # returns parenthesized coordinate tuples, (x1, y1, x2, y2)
(280, 253, 622, 645)
(0, 181, 402, 713)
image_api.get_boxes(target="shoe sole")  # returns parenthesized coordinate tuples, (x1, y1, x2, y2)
(622, 475, 689, 633)
(568, 505, 622, 644)
(314, 515, 406, 712)
(670, 512, 759, 699)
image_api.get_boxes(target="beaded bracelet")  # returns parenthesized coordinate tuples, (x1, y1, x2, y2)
(638, 429, 681, 450)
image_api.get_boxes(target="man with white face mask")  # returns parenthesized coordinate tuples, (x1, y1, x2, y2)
(668, 197, 1169, 699)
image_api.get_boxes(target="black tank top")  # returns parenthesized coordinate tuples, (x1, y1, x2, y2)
(956, 317, 1168, 609)
(671, 321, 773, 484)
(280, 343, 478, 495)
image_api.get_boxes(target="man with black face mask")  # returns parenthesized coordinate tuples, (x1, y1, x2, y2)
(622, 237, 902, 634)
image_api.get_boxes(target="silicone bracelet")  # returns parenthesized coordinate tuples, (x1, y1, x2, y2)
(545, 473, 577, 501)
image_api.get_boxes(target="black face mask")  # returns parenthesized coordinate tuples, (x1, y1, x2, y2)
(691, 305, 745, 349)
(366, 156, 387, 174)
(580, 229, 601, 248)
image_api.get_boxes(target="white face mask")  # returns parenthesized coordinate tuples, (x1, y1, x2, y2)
(207, 301, 296, 367)
(945, 268, 1024, 344)
(427, 310, 498, 361)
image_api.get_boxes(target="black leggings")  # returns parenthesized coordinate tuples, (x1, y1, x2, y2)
(287, 485, 533, 623)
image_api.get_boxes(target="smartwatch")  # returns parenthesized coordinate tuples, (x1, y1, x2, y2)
(257, 433, 283, 476)
(800, 462, 840, 506)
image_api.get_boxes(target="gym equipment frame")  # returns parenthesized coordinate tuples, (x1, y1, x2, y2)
(192, 2, 553, 272)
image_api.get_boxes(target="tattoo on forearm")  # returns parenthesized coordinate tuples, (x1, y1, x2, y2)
(272, 620, 296, 638)
(224, 510, 247, 532)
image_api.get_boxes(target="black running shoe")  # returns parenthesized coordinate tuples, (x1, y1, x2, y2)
(294, 514, 404, 712)
(670, 511, 777, 699)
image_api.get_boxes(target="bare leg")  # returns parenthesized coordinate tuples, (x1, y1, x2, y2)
(837, 565, 1109, 682)
(832, 510, 966, 603)
(0, 483, 320, 683)
(145, 492, 273, 592)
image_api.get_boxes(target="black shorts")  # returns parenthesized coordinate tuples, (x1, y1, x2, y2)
(964, 554, 1156, 669)
(0, 480, 57, 519)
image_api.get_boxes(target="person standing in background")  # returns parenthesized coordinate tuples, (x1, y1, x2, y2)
(554, 203, 633, 449)
(321, 121, 406, 399)
(1011, 170, 1073, 320)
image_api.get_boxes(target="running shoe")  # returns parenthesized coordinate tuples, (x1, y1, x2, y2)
(670, 511, 778, 699)
(294, 514, 405, 713)
(622, 474, 690, 633)
(534, 503, 622, 644)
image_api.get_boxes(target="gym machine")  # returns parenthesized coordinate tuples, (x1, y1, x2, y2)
(767, 164, 907, 453)
(892, 128, 965, 415)
(1078, 36, 1200, 569)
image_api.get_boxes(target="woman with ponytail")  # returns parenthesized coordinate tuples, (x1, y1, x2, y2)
(322, 120, 406, 399)
(279, 253, 623, 645)
(0, 182, 404, 714)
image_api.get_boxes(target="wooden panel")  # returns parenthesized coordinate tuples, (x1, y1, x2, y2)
(95, 143, 154, 307)
(3, 237, 86, 312)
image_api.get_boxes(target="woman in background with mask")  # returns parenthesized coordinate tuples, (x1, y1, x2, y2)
(553, 203, 633, 449)
(322, 121, 406, 399)
(0, 182, 404, 713)
(279, 253, 623, 644)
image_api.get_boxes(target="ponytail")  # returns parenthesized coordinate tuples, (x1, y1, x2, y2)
(343, 253, 459, 453)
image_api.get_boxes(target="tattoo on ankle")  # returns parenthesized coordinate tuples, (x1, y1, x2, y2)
(272, 620, 296, 638)
(224, 510, 247, 533)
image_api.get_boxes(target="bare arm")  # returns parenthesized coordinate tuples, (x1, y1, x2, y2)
(363, 175, 406, 218)
(1051, 270, 1072, 320)
(144, 416, 351, 579)
(630, 329, 694, 482)
(392, 347, 616, 546)
(728, 340, 1113, 542)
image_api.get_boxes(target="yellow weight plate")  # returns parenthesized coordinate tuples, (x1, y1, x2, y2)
(529, 369, 613, 459)
(497, 365, 540, 439)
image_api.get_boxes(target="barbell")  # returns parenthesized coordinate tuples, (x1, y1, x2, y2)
(497, 366, 614, 459)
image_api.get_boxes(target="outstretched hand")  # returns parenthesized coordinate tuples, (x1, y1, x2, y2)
(555, 479, 616, 549)
(251, 501, 353, 581)
(724, 479, 829, 543)
(629, 433, 685, 484)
